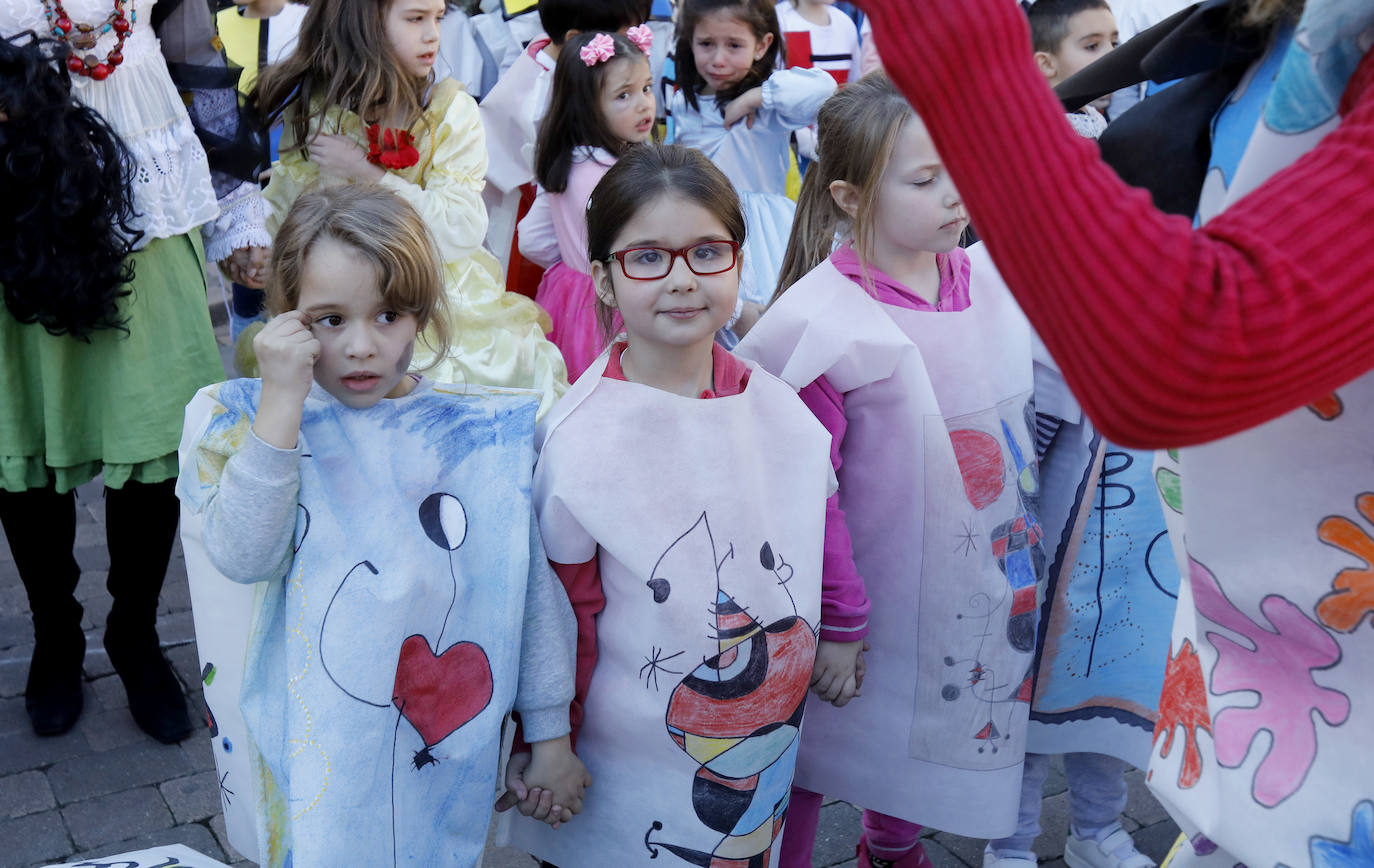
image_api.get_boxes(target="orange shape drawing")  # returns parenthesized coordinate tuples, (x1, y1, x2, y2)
(1153, 638, 1211, 789)
(1316, 492, 1374, 632)
(1307, 392, 1343, 421)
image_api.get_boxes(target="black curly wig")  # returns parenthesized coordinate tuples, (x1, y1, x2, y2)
(0, 32, 142, 340)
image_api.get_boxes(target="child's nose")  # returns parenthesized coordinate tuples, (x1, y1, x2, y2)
(665, 254, 698, 290)
(344, 325, 378, 358)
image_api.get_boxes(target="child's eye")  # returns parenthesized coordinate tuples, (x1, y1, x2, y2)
(630, 249, 664, 266)
(378, 311, 400, 324)
(319, 314, 344, 327)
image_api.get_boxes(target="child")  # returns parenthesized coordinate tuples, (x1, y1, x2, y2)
(776, 0, 862, 86)
(480, 0, 649, 293)
(176, 185, 582, 867)
(738, 73, 1040, 868)
(1028, 0, 1119, 131)
(669, 0, 835, 317)
(506, 143, 836, 867)
(516, 29, 657, 380)
(980, 34, 1165, 868)
(251, 0, 570, 416)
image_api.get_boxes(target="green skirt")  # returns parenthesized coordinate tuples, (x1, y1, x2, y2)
(0, 233, 225, 493)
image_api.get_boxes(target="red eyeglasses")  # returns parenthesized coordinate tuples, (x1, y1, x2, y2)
(606, 240, 741, 280)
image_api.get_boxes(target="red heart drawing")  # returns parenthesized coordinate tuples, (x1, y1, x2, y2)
(392, 635, 493, 748)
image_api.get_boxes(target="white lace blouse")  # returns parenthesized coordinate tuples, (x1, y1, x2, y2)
(2, 0, 220, 247)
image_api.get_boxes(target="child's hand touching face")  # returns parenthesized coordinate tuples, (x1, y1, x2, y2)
(251, 311, 321, 448)
(810, 638, 866, 707)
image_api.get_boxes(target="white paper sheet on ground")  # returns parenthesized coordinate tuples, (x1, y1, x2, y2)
(44, 844, 231, 868)
(737, 247, 1039, 838)
(506, 351, 833, 868)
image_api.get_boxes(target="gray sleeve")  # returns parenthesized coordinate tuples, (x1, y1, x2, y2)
(200, 431, 302, 584)
(513, 505, 576, 743)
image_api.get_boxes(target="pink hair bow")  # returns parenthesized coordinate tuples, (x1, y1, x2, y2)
(626, 24, 653, 54)
(580, 33, 616, 66)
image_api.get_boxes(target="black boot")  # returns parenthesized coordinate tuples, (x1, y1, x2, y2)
(0, 486, 86, 735)
(103, 479, 191, 744)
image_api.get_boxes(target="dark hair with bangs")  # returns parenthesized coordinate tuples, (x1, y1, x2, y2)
(534, 31, 654, 193)
(587, 143, 746, 337)
(674, 0, 781, 112)
(539, 0, 647, 46)
(0, 32, 141, 340)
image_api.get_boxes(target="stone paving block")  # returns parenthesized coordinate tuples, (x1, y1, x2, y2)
(159, 577, 192, 616)
(1032, 791, 1072, 861)
(1131, 820, 1182, 864)
(1042, 858, 1068, 868)
(157, 610, 198, 649)
(90, 673, 127, 711)
(167, 644, 204, 694)
(0, 725, 87, 777)
(0, 770, 57, 819)
(483, 845, 539, 867)
(931, 830, 987, 868)
(80, 706, 151, 753)
(47, 740, 191, 805)
(69, 819, 226, 866)
(925, 835, 975, 868)
(159, 772, 223, 825)
(1123, 768, 1171, 828)
(62, 785, 175, 852)
(82, 644, 115, 679)
(812, 799, 862, 866)
(0, 653, 29, 700)
(183, 733, 219, 774)
(1, 694, 30, 735)
(0, 808, 72, 866)
(73, 571, 111, 604)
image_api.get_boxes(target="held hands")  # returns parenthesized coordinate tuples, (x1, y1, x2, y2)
(495, 736, 591, 829)
(810, 638, 868, 707)
(309, 134, 386, 183)
(722, 87, 765, 130)
(218, 245, 270, 289)
(251, 312, 320, 449)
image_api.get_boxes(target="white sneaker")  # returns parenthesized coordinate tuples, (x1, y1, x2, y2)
(1064, 824, 1156, 868)
(983, 844, 1038, 868)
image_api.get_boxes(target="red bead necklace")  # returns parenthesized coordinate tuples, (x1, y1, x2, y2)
(42, 0, 134, 81)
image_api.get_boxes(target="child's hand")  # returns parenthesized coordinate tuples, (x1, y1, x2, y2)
(218, 244, 270, 289)
(722, 87, 765, 130)
(810, 638, 865, 707)
(309, 134, 385, 183)
(732, 301, 765, 339)
(495, 737, 591, 829)
(251, 311, 319, 448)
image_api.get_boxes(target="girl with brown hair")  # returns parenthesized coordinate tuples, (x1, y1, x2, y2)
(252, 0, 569, 416)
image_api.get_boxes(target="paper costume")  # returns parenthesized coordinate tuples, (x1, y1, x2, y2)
(507, 349, 834, 868)
(177, 378, 574, 867)
(737, 245, 1040, 838)
(1148, 5, 1374, 866)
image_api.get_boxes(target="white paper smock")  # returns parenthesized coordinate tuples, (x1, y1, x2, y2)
(508, 350, 835, 868)
(737, 246, 1039, 838)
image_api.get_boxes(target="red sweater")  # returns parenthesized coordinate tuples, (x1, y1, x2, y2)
(861, 0, 1374, 448)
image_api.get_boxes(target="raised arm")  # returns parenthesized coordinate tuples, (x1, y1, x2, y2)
(860, 0, 1374, 447)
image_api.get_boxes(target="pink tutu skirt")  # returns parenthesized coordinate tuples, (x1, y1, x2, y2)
(535, 261, 612, 382)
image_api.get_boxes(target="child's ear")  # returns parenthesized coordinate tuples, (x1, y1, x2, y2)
(563, 27, 581, 45)
(828, 179, 861, 221)
(591, 260, 617, 308)
(1033, 50, 1059, 82)
(754, 32, 774, 62)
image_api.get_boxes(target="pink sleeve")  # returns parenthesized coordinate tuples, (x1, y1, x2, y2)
(798, 375, 871, 642)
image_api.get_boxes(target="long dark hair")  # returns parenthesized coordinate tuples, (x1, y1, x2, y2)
(534, 31, 653, 193)
(587, 143, 745, 337)
(674, 0, 781, 112)
(0, 33, 140, 340)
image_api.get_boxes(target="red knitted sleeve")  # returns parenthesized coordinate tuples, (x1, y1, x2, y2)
(859, 0, 1374, 447)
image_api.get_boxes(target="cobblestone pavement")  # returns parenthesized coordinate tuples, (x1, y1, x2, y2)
(0, 294, 1180, 868)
